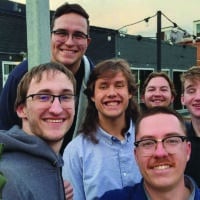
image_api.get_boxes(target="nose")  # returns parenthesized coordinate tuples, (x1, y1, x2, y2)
(107, 86, 117, 97)
(153, 142, 168, 157)
(49, 97, 63, 114)
(153, 89, 162, 96)
(64, 34, 74, 45)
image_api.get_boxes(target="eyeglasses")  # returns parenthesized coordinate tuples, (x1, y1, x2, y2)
(134, 135, 188, 156)
(25, 94, 76, 107)
(51, 29, 88, 42)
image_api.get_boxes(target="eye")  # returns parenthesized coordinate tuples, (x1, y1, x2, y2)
(53, 30, 67, 37)
(99, 84, 108, 89)
(186, 88, 196, 94)
(36, 94, 51, 102)
(140, 140, 155, 148)
(73, 32, 87, 39)
(116, 82, 125, 88)
(165, 137, 180, 145)
(60, 95, 73, 101)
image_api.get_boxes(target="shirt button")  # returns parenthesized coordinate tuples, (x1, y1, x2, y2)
(123, 173, 127, 176)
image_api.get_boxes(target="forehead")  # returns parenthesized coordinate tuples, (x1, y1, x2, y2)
(53, 13, 87, 30)
(184, 79, 200, 88)
(96, 71, 126, 83)
(147, 77, 170, 87)
(28, 71, 73, 93)
(137, 113, 184, 138)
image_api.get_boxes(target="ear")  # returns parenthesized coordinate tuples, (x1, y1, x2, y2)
(170, 95, 174, 103)
(181, 94, 185, 106)
(186, 141, 191, 162)
(87, 38, 91, 46)
(134, 148, 139, 163)
(141, 95, 145, 103)
(16, 104, 27, 119)
(91, 96, 95, 103)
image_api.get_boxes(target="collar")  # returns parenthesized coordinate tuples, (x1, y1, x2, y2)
(96, 120, 133, 145)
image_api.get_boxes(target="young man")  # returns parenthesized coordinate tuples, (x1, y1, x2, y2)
(141, 72, 176, 111)
(0, 2, 93, 154)
(181, 66, 200, 187)
(100, 107, 200, 200)
(0, 62, 76, 200)
(62, 58, 141, 200)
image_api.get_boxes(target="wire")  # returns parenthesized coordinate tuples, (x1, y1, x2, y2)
(117, 13, 157, 31)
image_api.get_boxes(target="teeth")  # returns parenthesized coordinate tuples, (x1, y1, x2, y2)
(106, 102, 119, 106)
(46, 119, 63, 123)
(154, 165, 170, 170)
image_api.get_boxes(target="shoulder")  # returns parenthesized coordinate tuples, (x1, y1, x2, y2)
(63, 134, 94, 156)
(8, 60, 28, 79)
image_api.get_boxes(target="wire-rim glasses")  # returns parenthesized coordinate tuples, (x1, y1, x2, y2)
(25, 93, 76, 107)
(51, 29, 88, 42)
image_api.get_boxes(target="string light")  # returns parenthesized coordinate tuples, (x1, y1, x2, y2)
(117, 11, 197, 42)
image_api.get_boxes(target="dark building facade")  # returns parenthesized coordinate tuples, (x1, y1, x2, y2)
(0, 0, 197, 111)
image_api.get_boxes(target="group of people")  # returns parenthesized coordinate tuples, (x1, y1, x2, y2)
(0, 2, 200, 200)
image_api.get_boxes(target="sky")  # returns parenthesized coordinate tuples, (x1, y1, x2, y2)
(9, 0, 200, 37)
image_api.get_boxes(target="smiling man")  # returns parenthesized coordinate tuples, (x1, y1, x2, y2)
(0, 62, 76, 200)
(100, 107, 200, 200)
(62, 58, 141, 200)
(0, 3, 93, 155)
(181, 66, 200, 187)
(141, 72, 176, 111)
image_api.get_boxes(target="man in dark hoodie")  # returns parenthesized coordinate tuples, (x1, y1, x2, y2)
(0, 62, 76, 200)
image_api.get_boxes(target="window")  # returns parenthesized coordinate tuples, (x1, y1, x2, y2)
(2, 61, 19, 87)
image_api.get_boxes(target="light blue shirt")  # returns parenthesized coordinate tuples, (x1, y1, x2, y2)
(62, 120, 141, 200)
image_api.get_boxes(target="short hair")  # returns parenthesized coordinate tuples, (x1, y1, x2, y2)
(141, 71, 177, 98)
(135, 106, 187, 137)
(181, 66, 200, 92)
(15, 62, 76, 110)
(51, 3, 90, 34)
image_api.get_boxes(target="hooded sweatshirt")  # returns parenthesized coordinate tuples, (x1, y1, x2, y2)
(0, 125, 65, 200)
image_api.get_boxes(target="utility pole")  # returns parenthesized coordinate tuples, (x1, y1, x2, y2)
(156, 10, 162, 72)
(26, 0, 51, 70)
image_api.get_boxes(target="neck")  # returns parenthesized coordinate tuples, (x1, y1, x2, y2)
(191, 116, 200, 137)
(98, 115, 127, 140)
(144, 178, 191, 200)
(50, 57, 81, 75)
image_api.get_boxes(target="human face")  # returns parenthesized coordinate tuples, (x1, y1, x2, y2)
(181, 79, 200, 119)
(134, 113, 191, 191)
(16, 71, 75, 153)
(142, 77, 174, 108)
(91, 71, 132, 122)
(51, 13, 91, 74)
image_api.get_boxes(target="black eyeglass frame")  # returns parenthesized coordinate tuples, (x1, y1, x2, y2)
(51, 29, 89, 40)
(25, 93, 76, 104)
(134, 135, 188, 147)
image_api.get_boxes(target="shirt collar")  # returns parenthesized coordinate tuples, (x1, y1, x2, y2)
(96, 120, 133, 145)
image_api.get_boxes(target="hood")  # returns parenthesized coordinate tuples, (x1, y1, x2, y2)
(0, 125, 63, 167)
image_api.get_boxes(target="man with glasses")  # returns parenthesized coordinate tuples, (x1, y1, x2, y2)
(100, 107, 200, 200)
(0, 62, 76, 200)
(0, 2, 93, 155)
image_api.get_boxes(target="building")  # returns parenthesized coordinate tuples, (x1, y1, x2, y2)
(0, 0, 197, 112)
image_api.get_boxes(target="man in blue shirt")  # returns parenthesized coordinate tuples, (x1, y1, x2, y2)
(100, 107, 200, 200)
(0, 2, 93, 155)
(62, 58, 142, 200)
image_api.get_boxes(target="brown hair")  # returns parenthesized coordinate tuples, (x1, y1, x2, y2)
(181, 66, 200, 92)
(51, 3, 90, 35)
(15, 62, 76, 110)
(141, 71, 176, 98)
(81, 58, 140, 143)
